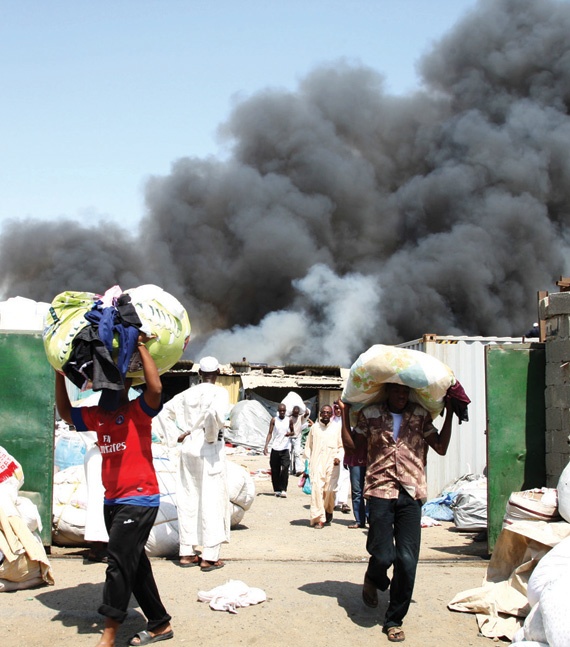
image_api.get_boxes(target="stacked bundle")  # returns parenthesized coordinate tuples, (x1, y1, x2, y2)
(43, 284, 190, 406)
(342, 344, 457, 416)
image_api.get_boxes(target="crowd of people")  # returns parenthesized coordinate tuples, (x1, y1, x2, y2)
(54, 346, 455, 646)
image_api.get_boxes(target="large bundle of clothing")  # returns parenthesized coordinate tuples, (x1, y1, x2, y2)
(342, 344, 470, 420)
(43, 284, 190, 409)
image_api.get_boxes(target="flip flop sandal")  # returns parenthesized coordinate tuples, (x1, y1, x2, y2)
(179, 555, 200, 567)
(129, 629, 174, 645)
(384, 626, 405, 642)
(200, 560, 225, 572)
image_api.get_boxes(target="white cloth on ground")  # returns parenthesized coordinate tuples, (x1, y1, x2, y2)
(197, 579, 266, 613)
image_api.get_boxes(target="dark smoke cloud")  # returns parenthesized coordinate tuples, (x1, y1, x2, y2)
(2, 0, 569, 365)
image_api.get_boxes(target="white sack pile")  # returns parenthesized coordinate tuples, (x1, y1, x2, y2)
(52, 443, 255, 556)
(450, 474, 488, 531)
(0, 446, 54, 591)
(449, 461, 570, 645)
(226, 400, 272, 452)
(504, 488, 560, 527)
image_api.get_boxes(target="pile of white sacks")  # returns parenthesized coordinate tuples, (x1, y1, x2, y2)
(52, 439, 255, 557)
(0, 446, 54, 591)
(511, 461, 570, 647)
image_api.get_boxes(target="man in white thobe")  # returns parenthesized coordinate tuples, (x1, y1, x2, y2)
(157, 356, 231, 571)
(304, 404, 344, 528)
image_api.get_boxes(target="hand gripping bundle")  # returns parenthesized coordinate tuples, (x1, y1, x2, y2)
(43, 284, 190, 390)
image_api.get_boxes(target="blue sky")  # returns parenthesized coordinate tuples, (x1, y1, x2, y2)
(1, 0, 477, 230)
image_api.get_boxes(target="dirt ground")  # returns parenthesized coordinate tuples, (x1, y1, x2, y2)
(0, 452, 495, 647)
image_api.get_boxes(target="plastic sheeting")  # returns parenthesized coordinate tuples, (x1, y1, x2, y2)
(227, 400, 272, 452)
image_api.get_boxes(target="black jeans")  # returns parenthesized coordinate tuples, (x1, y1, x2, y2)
(366, 488, 422, 629)
(269, 448, 291, 493)
(100, 504, 171, 631)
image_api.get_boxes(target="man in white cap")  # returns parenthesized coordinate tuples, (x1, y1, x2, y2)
(156, 356, 232, 571)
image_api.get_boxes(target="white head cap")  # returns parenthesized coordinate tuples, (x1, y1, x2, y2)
(199, 356, 219, 373)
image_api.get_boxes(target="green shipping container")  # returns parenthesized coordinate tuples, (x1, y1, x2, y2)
(0, 332, 55, 545)
(486, 343, 546, 551)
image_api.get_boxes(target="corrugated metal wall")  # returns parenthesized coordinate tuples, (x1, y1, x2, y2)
(398, 336, 521, 499)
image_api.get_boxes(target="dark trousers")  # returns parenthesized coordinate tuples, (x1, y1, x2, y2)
(349, 465, 368, 526)
(100, 504, 171, 631)
(270, 448, 290, 493)
(366, 489, 422, 629)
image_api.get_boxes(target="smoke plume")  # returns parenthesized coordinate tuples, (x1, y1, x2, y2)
(2, 0, 570, 365)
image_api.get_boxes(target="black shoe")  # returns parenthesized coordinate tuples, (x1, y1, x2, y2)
(325, 512, 333, 525)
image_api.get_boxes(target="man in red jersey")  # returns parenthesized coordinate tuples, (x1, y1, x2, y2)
(55, 334, 173, 647)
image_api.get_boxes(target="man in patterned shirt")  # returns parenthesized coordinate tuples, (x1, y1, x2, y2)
(340, 383, 453, 643)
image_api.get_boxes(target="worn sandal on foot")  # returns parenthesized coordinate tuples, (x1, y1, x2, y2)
(362, 575, 378, 608)
(384, 626, 405, 642)
(200, 560, 225, 572)
(129, 629, 174, 645)
(179, 555, 200, 567)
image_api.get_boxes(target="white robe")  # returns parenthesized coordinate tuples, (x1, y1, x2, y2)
(159, 383, 232, 556)
(304, 419, 344, 525)
(83, 443, 109, 543)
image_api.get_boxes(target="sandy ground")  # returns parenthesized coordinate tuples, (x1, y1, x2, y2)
(0, 452, 494, 647)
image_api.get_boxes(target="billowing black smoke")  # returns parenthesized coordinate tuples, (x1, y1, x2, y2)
(2, 0, 569, 365)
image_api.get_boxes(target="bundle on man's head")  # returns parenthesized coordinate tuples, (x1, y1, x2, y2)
(43, 284, 191, 410)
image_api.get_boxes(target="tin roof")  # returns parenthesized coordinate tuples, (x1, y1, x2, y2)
(240, 372, 345, 390)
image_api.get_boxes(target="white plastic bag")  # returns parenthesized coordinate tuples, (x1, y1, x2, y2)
(527, 535, 570, 607)
(541, 575, 570, 647)
(523, 602, 547, 644)
(557, 460, 570, 523)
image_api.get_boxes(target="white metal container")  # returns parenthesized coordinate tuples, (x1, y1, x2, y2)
(397, 334, 522, 499)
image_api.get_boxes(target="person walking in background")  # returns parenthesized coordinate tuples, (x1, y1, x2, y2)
(159, 356, 232, 572)
(290, 404, 310, 476)
(340, 384, 453, 643)
(304, 404, 344, 529)
(343, 416, 368, 529)
(332, 400, 351, 515)
(55, 334, 173, 647)
(264, 403, 295, 497)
